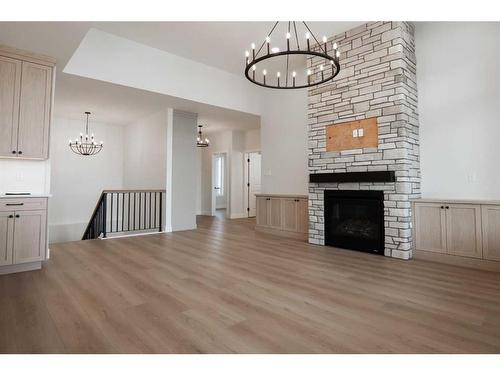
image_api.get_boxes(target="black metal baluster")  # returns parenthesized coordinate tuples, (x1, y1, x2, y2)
(154, 192, 157, 229)
(103, 193, 107, 238)
(158, 192, 162, 232)
(110, 193, 114, 234)
(128, 193, 131, 231)
(149, 192, 152, 229)
(122, 192, 125, 232)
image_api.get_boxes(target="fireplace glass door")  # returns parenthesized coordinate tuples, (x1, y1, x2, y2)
(324, 190, 384, 255)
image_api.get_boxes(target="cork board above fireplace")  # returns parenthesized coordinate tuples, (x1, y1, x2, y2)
(326, 117, 378, 152)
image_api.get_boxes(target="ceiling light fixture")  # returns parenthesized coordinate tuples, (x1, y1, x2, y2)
(244, 21, 340, 89)
(69, 112, 103, 156)
(196, 125, 210, 147)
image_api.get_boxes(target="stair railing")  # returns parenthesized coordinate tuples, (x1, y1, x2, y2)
(82, 189, 165, 240)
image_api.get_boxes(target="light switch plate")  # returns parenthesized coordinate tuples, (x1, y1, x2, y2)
(358, 128, 364, 137)
(352, 129, 358, 138)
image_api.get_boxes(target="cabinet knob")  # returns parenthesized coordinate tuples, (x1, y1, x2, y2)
(11, 150, 17, 154)
(15, 214, 20, 218)
(8, 215, 13, 218)
(446, 206, 449, 209)
(18, 151, 22, 155)
(440, 206, 444, 209)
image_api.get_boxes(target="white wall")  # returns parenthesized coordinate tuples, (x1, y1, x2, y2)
(0, 159, 50, 194)
(123, 108, 167, 189)
(65, 28, 260, 116)
(245, 128, 261, 151)
(230, 131, 246, 218)
(416, 22, 500, 199)
(49, 117, 125, 243)
(260, 89, 308, 195)
(165, 110, 198, 232)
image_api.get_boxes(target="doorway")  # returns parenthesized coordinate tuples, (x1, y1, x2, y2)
(212, 152, 228, 217)
(244, 151, 262, 217)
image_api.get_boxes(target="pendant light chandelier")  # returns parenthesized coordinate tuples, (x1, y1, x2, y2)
(69, 111, 103, 156)
(244, 21, 340, 89)
(196, 125, 210, 147)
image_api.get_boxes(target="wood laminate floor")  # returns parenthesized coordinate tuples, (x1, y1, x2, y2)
(1, 216, 500, 353)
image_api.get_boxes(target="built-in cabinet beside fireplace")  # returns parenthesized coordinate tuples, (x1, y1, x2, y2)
(255, 194, 308, 240)
(413, 199, 500, 262)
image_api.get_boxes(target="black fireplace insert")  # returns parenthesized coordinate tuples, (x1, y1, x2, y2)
(324, 190, 384, 255)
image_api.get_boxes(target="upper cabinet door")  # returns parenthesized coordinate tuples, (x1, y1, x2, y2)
(445, 204, 482, 259)
(17, 62, 52, 159)
(0, 56, 22, 157)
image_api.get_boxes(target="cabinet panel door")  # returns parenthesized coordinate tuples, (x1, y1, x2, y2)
(269, 198, 282, 229)
(0, 56, 21, 157)
(282, 199, 298, 232)
(13, 210, 46, 264)
(414, 203, 447, 253)
(0, 212, 14, 266)
(297, 199, 309, 234)
(446, 204, 482, 259)
(256, 197, 269, 227)
(481, 205, 500, 261)
(17, 62, 52, 159)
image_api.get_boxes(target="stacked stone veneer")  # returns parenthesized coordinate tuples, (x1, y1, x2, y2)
(307, 22, 420, 260)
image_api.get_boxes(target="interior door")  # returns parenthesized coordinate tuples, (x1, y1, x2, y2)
(17, 61, 52, 159)
(0, 212, 14, 266)
(214, 153, 226, 209)
(0, 56, 21, 157)
(13, 210, 46, 264)
(247, 152, 261, 217)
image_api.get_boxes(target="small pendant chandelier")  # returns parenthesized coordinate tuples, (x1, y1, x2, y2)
(196, 125, 210, 147)
(69, 111, 103, 156)
(244, 21, 340, 89)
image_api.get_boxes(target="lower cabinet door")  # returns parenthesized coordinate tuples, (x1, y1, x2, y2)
(445, 204, 482, 259)
(256, 197, 270, 227)
(481, 205, 500, 261)
(297, 199, 309, 234)
(13, 210, 46, 264)
(0, 212, 14, 266)
(414, 202, 447, 253)
(269, 198, 282, 229)
(282, 199, 298, 232)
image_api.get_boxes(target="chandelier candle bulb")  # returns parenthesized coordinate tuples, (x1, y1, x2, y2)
(320, 64, 324, 79)
(286, 32, 291, 50)
(307, 69, 312, 84)
(323, 35, 327, 53)
(306, 32, 310, 50)
(292, 70, 296, 87)
(266, 36, 270, 54)
(277, 71, 280, 87)
(251, 43, 256, 59)
(262, 69, 267, 85)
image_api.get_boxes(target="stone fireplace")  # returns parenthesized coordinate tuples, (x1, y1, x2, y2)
(307, 22, 420, 260)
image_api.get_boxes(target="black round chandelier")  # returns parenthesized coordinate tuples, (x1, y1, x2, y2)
(196, 125, 210, 147)
(69, 112, 103, 156)
(244, 21, 340, 89)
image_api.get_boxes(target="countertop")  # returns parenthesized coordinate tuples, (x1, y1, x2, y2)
(411, 197, 500, 205)
(255, 193, 308, 199)
(0, 193, 51, 198)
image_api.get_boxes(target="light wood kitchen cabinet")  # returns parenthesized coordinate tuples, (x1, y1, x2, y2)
(0, 212, 14, 266)
(0, 196, 48, 274)
(255, 194, 308, 240)
(445, 204, 482, 258)
(0, 45, 55, 160)
(0, 55, 21, 157)
(481, 205, 500, 261)
(413, 199, 499, 262)
(256, 196, 270, 227)
(414, 202, 447, 254)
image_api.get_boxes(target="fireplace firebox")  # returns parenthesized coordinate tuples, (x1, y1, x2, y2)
(324, 190, 384, 255)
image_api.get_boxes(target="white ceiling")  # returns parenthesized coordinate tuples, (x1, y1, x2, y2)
(0, 21, 363, 131)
